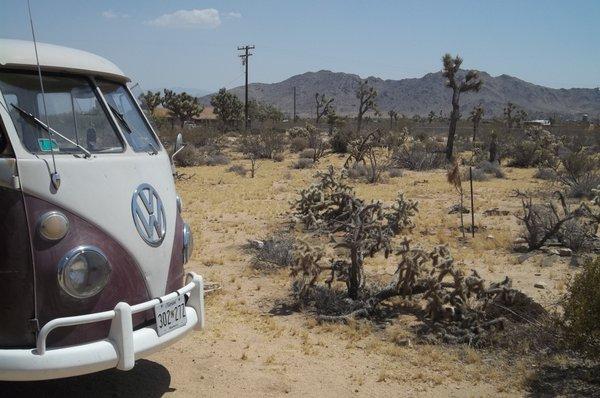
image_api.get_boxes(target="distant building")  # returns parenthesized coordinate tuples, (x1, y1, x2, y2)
(523, 119, 551, 127)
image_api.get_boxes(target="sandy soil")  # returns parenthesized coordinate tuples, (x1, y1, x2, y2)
(1, 153, 581, 397)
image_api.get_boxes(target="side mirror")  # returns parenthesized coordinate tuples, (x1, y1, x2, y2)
(171, 133, 186, 174)
(174, 133, 184, 153)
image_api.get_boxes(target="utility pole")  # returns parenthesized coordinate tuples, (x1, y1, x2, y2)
(293, 86, 296, 122)
(238, 44, 255, 130)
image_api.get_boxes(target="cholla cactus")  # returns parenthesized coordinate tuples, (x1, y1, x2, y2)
(592, 186, 600, 206)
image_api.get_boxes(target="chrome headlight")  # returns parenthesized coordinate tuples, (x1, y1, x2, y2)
(183, 222, 193, 264)
(58, 246, 111, 299)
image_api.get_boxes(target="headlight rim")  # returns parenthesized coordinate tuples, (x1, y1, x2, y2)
(57, 245, 111, 299)
(37, 210, 70, 241)
(182, 222, 193, 264)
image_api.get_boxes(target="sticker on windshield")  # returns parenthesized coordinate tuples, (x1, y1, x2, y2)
(38, 138, 58, 152)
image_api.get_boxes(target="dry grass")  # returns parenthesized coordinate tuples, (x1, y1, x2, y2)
(171, 151, 576, 396)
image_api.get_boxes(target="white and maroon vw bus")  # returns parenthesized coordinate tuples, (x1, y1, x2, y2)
(0, 39, 204, 381)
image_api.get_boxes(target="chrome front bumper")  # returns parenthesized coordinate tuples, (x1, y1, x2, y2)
(0, 272, 204, 381)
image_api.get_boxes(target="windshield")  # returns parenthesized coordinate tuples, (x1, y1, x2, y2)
(0, 71, 123, 154)
(97, 80, 159, 153)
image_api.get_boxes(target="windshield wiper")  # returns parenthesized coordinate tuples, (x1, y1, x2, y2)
(108, 104, 158, 155)
(108, 104, 132, 133)
(11, 104, 91, 158)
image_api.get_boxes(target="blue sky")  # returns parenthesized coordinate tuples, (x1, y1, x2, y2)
(1, 1, 599, 92)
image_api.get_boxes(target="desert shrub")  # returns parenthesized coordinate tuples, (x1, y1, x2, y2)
(299, 148, 316, 159)
(286, 126, 309, 139)
(346, 163, 370, 179)
(174, 145, 201, 167)
(534, 167, 557, 180)
(306, 124, 329, 162)
(563, 256, 600, 357)
(515, 190, 600, 251)
(272, 152, 285, 162)
(259, 129, 286, 159)
(158, 125, 222, 148)
(248, 233, 295, 269)
(467, 167, 489, 181)
(478, 160, 505, 178)
(464, 160, 505, 181)
(330, 130, 350, 153)
(290, 136, 309, 153)
(553, 148, 600, 198)
(200, 153, 230, 166)
(228, 164, 247, 177)
(293, 158, 314, 169)
(507, 140, 539, 167)
(388, 168, 403, 178)
(392, 139, 446, 170)
(558, 218, 597, 252)
(507, 128, 559, 168)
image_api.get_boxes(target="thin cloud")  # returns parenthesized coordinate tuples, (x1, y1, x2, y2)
(225, 12, 242, 19)
(101, 10, 129, 19)
(146, 9, 221, 29)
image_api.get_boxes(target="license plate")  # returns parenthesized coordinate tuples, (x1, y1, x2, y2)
(154, 295, 187, 337)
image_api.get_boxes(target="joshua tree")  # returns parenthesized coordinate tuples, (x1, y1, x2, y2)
(489, 130, 498, 162)
(356, 80, 378, 133)
(469, 104, 485, 142)
(388, 110, 398, 129)
(503, 102, 527, 131)
(315, 93, 334, 125)
(326, 107, 339, 135)
(139, 91, 162, 115)
(442, 53, 483, 161)
(427, 110, 436, 124)
(210, 88, 243, 129)
(162, 89, 203, 128)
(248, 100, 284, 123)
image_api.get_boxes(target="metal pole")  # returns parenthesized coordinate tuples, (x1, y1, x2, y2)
(469, 166, 475, 238)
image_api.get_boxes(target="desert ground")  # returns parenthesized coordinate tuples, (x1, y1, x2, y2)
(3, 149, 593, 398)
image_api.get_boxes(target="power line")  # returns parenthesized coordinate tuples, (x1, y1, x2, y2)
(237, 45, 255, 130)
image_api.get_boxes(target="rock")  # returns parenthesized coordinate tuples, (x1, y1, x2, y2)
(540, 246, 559, 255)
(534, 282, 546, 289)
(558, 248, 572, 257)
(486, 235, 494, 240)
(448, 204, 469, 214)
(541, 256, 557, 267)
(534, 272, 541, 276)
(513, 243, 530, 253)
(514, 237, 528, 245)
(396, 338, 412, 347)
(517, 253, 536, 264)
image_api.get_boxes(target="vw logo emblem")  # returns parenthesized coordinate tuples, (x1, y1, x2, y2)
(131, 183, 166, 247)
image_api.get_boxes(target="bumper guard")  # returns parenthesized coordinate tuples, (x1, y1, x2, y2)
(0, 272, 204, 381)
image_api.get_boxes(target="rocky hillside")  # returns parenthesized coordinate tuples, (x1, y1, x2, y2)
(201, 70, 600, 119)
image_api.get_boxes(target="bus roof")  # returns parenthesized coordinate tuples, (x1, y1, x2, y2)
(0, 39, 129, 82)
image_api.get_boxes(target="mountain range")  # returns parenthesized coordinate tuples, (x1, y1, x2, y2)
(198, 70, 600, 119)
